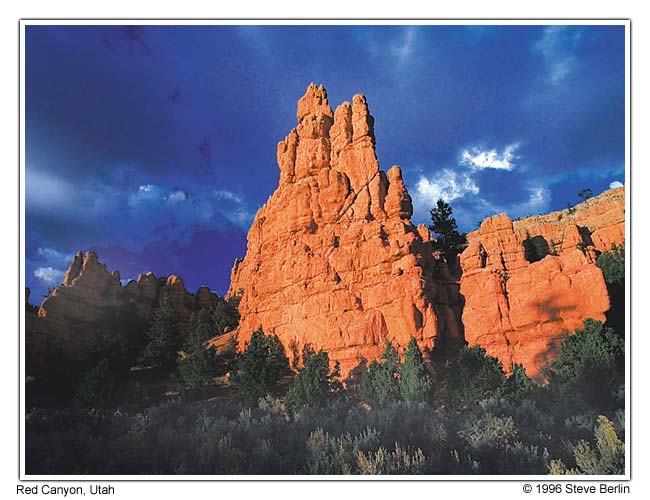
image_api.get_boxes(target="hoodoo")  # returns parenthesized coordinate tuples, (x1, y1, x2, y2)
(227, 84, 624, 378)
(25, 85, 625, 380)
(227, 84, 464, 375)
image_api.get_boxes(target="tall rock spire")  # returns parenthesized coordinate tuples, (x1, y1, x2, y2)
(227, 84, 460, 375)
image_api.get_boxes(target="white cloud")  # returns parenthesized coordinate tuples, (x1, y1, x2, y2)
(37, 247, 72, 263)
(510, 186, 551, 217)
(392, 26, 416, 63)
(26, 168, 75, 211)
(415, 169, 479, 204)
(167, 190, 187, 203)
(213, 189, 243, 203)
(212, 190, 253, 226)
(34, 267, 64, 284)
(609, 181, 624, 189)
(461, 143, 519, 171)
(534, 26, 584, 84)
(128, 184, 166, 207)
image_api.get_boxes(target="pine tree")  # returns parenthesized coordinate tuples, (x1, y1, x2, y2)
(446, 346, 506, 410)
(286, 345, 341, 409)
(400, 337, 433, 403)
(140, 292, 180, 370)
(428, 199, 468, 265)
(178, 309, 219, 390)
(230, 327, 290, 405)
(360, 341, 401, 406)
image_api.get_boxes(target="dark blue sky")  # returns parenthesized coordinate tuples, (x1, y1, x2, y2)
(25, 24, 625, 302)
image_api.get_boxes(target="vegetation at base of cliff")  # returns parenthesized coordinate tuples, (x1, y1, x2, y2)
(286, 346, 342, 410)
(26, 319, 625, 475)
(229, 327, 291, 405)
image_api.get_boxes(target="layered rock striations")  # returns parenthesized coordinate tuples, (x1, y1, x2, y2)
(507, 186, 623, 254)
(459, 187, 624, 377)
(227, 84, 462, 375)
(26, 85, 626, 381)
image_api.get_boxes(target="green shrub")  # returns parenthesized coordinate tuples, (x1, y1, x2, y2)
(140, 293, 181, 370)
(73, 358, 115, 409)
(546, 319, 624, 410)
(400, 337, 433, 403)
(360, 342, 401, 406)
(177, 309, 220, 390)
(596, 244, 625, 287)
(446, 346, 506, 410)
(286, 346, 341, 410)
(229, 327, 290, 405)
(549, 416, 624, 475)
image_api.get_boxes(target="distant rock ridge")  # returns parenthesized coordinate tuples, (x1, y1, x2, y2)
(26, 250, 220, 365)
(25, 85, 626, 381)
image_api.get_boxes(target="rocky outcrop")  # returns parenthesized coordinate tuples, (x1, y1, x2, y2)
(459, 187, 624, 377)
(26, 251, 221, 367)
(227, 84, 462, 376)
(503, 186, 624, 254)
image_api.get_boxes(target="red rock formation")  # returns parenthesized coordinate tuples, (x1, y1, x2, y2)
(227, 84, 462, 375)
(26, 251, 222, 367)
(459, 194, 623, 377)
(506, 186, 625, 254)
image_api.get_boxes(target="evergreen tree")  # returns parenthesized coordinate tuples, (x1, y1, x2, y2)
(578, 188, 593, 201)
(502, 364, 540, 403)
(178, 309, 220, 390)
(546, 319, 624, 410)
(230, 327, 290, 405)
(446, 346, 506, 410)
(73, 358, 115, 408)
(286, 345, 341, 409)
(140, 292, 181, 370)
(360, 341, 401, 406)
(400, 337, 433, 403)
(211, 295, 241, 336)
(428, 199, 468, 265)
(596, 244, 625, 287)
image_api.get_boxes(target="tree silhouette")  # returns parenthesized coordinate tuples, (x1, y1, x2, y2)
(428, 199, 468, 265)
(578, 188, 593, 201)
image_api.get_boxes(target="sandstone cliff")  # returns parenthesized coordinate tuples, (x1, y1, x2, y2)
(26, 86, 625, 381)
(227, 84, 463, 375)
(460, 188, 624, 377)
(227, 84, 625, 378)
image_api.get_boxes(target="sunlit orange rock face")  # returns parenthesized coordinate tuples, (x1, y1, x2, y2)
(228, 84, 463, 375)
(460, 188, 625, 377)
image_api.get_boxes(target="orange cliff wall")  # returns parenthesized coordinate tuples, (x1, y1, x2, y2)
(459, 188, 624, 377)
(225, 84, 463, 376)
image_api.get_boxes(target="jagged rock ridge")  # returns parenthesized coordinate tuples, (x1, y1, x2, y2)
(228, 84, 624, 378)
(27, 250, 221, 364)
